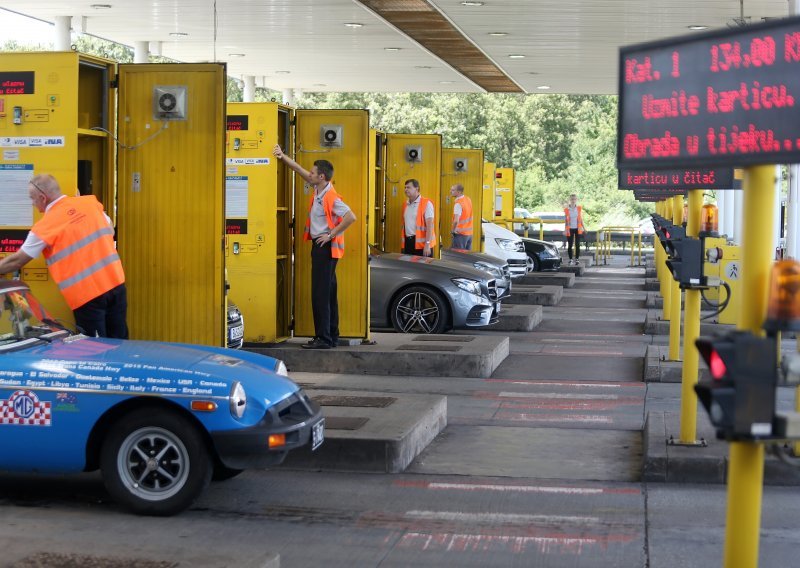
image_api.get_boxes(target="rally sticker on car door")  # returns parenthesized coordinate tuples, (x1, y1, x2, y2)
(0, 390, 51, 426)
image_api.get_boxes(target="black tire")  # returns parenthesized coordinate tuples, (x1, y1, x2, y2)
(528, 254, 541, 272)
(390, 285, 450, 334)
(100, 409, 212, 516)
(212, 465, 244, 482)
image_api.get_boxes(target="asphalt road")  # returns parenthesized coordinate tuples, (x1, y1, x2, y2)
(3, 261, 800, 567)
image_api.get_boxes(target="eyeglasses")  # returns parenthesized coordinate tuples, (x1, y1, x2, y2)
(29, 180, 47, 200)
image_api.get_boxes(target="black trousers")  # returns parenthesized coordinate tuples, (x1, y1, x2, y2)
(310, 241, 339, 346)
(403, 235, 424, 256)
(566, 232, 581, 259)
(73, 283, 129, 339)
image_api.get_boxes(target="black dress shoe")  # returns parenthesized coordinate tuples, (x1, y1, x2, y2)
(302, 338, 331, 349)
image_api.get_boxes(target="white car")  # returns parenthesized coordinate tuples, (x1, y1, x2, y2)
(481, 220, 529, 279)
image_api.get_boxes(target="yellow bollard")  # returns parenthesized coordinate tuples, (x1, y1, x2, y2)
(662, 199, 673, 322)
(724, 164, 775, 568)
(679, 189, 703, 444)
(630, 229, 635, 267)
(668, 195, 684, 361)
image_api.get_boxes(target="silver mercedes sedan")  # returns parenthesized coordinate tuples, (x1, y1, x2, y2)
(369, 246, 501, 334)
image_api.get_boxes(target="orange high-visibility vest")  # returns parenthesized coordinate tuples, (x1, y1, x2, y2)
(454, 195, 473, 235)
(32, 196, 125, 310)
(304, 185, 345, 258)
(564, 205, 585, 236)
(401, 196, 436, 250)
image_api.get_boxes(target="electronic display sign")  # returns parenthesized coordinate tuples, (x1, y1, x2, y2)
(226, 219, 248, 235)
(226, 115, 249, 131)
(619, 167, 735, 190)
(0, 72, 34, 95)
(633, 190, 686, 202)
(618, 16, 800, 168)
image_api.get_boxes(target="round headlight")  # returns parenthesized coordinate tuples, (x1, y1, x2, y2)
(229, 381, 247, 418)
(274, 360, 289, 377)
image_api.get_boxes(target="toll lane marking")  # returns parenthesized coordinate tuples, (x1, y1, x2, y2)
(497, 401, 637, 411)
(405, 511, 600, 525)
(495, 412, 613, 424)
(396, 531, 638, 555)
(497, 392, 621, 400)
(485, 379, 645, 389)
(393, 480, 641, 495)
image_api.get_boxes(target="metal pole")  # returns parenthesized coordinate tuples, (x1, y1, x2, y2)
(54, 16, 71, 51)
(243, 75, 256, 102)
(733, 190, 744, 245)
(717, 190, 727, 236)
(679, 189, 703, 443)
(630, 229, 634, 267)
(669, 195, 684, 361)
(723, 165, 775, 568)
(775, 165, 783, 258)
(134, 41, 149, 64)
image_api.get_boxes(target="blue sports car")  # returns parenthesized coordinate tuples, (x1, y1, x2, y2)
(0, 280, 323, 516)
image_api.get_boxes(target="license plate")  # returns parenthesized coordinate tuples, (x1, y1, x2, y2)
(228, 324, 244, 342)
(311, 419, 325, 451)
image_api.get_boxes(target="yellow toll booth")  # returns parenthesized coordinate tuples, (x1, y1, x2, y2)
(368, 129, 387, 249)
(383, 133, 442, 254)
(116, 63, 227, 346)
(495, 167, 515, 220)
(225, 102, 294, 344)
(483, 161, 497, 221)
(441, 148, 484, 251)
(293, 110, 369, 341)
(0, 52, 117, 327)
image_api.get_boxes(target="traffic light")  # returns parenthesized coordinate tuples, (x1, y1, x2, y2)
(695, 332, 778, 441)
(663, 230, 705, 288)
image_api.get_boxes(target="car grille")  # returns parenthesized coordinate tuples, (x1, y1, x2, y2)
(507, 259, 527, 267)
(486, 279, 499, 301)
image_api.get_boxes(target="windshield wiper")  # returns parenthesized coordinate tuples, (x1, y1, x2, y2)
(41, 318, 76, 334)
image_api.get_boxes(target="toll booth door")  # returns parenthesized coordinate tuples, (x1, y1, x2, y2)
(225, 102, 293, 344)
(483, 162, 497, 222)
(0, 52, 116, 327)
(293, 110, 369, 340)
(368, 129, 387, 250)
(116, 63, 226, 345)
(496, 167, 515, 221)
(384, 134, 442, 254)
(442, 148, 484, 252)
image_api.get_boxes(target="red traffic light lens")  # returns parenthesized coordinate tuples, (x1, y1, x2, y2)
(709, 350, 727, 380)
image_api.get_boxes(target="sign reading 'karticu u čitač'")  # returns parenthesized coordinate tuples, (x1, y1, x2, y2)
(619, 167, 735, 190)
(618, 16, 800, 168)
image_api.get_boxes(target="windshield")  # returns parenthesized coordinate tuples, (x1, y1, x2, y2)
(0, 284, 67, 349)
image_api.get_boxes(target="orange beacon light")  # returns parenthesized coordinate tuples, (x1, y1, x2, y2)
(764, 259, 800, 333)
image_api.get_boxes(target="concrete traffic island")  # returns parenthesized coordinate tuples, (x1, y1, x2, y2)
(643, 344, 710, 383)
(643, 410, 800, 485)
(644, 310, 734, 336)
(508, 284, 563, 306)
(282, 389, 447, 473)
(248, 332, 510, 378)
(491, 304, 543, 331)
(644, 278, 660, 291)
(516, 272, 575, 288)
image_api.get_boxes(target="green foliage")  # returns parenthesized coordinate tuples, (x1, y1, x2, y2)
(296, 91, 650, 227)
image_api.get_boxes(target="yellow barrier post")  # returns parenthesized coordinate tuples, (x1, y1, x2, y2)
(668, 195, 684, 361)
(723, 165, 774, 568)
(662, 198, 674, 321)
(679, 189, 703, 444)
(630, 228, 635, 267)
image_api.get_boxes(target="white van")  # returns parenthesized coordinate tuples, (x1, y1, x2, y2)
(481, 219, 528, 279)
